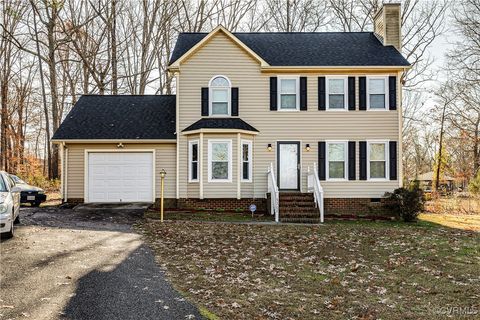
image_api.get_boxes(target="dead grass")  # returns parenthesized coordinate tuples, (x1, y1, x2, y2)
(425, 196, 480, 215)
(138, 219, 480, 320)
(420, 213, 480, 232)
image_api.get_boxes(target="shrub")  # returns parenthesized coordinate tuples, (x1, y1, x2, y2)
(384, 183, 425, 222)
(468, 171, 480, 195)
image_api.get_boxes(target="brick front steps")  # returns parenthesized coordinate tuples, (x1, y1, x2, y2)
(279, 192, 321, 223)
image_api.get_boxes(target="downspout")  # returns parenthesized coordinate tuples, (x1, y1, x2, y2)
(237, 133, 241, 199)
(175, 72, 180, 200)
(398, 70, 403, 187)
(199, 132, 204, 199)
(60, 142, 64, 201)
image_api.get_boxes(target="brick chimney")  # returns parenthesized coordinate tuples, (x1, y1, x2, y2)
(373, 3, 402, 52)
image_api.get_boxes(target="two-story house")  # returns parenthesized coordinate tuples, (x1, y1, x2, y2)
(52, 3, 409, 222)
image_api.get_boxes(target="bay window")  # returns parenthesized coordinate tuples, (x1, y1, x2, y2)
(208, 140, 232, 182)
(241, 140, 252, 182)
(189, 140, 199, 182)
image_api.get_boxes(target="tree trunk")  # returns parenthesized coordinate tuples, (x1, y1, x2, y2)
(111, 0, 118, 94)
(435, 103, 447, 191)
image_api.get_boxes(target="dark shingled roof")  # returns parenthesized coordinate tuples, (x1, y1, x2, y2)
(169, 32, 410, 67)
(52, 95, 176, 140)
(182, 118, 259, 133)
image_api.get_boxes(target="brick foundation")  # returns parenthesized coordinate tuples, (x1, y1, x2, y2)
(324, 198, 392, 216)
(177, 198, 267, 213)
(66, 198, 84, 205)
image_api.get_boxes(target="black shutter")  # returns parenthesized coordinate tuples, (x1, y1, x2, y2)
(318, 77, 326, 110)
(270, 77, 277, 111)
(359, 141, 367, 180)
(348, 141, 356, 180)
(201, 87, 209, 116)
(348, 77, 356, 111)
(389, 76, 397, 110)
(231, 87, 239, 116)
(389, 141, 398, 180)
(359, 77, 366, 110)
(318, 141, 326, 180)
(300, 77, 307, 110)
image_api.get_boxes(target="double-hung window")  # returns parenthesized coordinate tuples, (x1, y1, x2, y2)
(327, 141, 347, 180)
(368, 77, 388, 110)
(327, 77, 347, 110)
(241, 140, 252, 182)
(368, 141, 388, 179)
(208, 140, 232, 182)
(278, 77, 299, 110)
(189, 140, 199, 182)
(209, 75, 231, 116)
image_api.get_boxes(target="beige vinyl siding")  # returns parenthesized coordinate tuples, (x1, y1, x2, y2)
(65, 143, 176, 200)
(178, 30, 402, 199)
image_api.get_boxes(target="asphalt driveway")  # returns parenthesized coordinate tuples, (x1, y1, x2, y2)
(0, 206, 202, 320)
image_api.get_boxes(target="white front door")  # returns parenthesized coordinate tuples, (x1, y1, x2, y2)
(278, 142, 300, 190)
(87, 152, 154, 202)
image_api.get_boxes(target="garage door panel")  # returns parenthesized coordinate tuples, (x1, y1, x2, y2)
(88, 152, 153, 203)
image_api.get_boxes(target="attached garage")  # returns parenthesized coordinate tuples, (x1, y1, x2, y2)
(86, 151, 155, 203)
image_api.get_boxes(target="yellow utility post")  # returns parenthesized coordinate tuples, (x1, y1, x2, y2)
(159, 169, 166, 222)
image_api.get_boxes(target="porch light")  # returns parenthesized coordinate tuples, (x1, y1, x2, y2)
(160, 168, 167, 178)
(305, 144, 311, 152)
(267, 144, 272, 152)
(117, 143, 124, 148)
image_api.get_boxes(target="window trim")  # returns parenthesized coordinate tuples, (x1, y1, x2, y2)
(209, 75, 231, 117)
(326, 76, 348, 111)
(326, 141, 348, 181)
(366, 76, 389, 111)
(277, 76, 300, 111)
(208, 139, 233, 183)
(241, 140, 253, 182)
(188, 140, 199, 182)
(367, 140, 389, 181)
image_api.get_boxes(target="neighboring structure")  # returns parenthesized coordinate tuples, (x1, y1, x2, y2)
(413, 171, 456, 192)
(52, 3, 410, 222)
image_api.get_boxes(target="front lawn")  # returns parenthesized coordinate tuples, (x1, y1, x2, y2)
(138, 219, 480, 320)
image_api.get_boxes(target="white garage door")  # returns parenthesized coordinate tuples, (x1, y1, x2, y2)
(87, 152, 154, 202)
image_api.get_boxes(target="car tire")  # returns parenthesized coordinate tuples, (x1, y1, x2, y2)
(14, 215, 20, 224)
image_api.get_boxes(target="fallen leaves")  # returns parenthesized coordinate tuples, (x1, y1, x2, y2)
(137, 220, 480, 320)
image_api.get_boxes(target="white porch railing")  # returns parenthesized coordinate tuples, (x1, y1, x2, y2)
(308, 163, 324, 223)
(267, 162, 280, 223)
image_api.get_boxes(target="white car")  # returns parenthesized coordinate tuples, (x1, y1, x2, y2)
(0, 171, 21, 239)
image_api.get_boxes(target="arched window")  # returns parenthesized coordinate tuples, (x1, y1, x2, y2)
(209, 75, 231, 116)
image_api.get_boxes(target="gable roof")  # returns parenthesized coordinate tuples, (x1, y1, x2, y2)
(169, 26, 269, 68)
(169, 31, 410, 67)
(182, 118, 259, 133)
(52, 95, 176, 141)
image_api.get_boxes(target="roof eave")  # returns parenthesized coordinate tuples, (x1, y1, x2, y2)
(181, 128, 259, 135)
(51, 139, 176, 144)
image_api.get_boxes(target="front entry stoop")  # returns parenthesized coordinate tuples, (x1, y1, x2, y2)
(279, 192, 320, 223)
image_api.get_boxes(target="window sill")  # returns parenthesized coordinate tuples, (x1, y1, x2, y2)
(366, 108, 389, 111)
(207, 179, 232, 183)
(188, 180, 199, 183)
(367, 178, 389, 181)
(326, 178, 348, 182)
(276, 109, 300, 112)
(325, 108, 348, 112)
